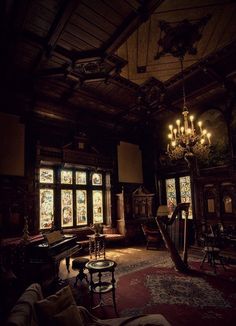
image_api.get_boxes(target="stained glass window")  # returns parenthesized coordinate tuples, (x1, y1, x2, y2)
(92, 173, 102, 185)
(93, 190, 103, 223)
(76, 190, 87, 225)
(39, 166, 108, 229)
(39, 189, 54, 229)
(179, 176, 192, 219)
(76, 171, 87, 185)
(39, 168, 54, 184)
(61, 189, 73, 227)
(61, 170, 73, 184)
(166, 178, 177, 217)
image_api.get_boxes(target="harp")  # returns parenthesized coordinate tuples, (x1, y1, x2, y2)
(155, 202, 190, 273)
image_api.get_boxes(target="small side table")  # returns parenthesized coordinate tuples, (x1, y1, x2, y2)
(85, 259, 118, 315)
(200, 246, 226, 273)
(87, 234, 106, 260)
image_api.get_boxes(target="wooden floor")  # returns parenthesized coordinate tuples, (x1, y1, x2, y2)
(59, 243, 236, 282)
(59, 245, 170, 280)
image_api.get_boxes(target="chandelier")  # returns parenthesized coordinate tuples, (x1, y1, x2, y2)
(167, 56, 212, 162)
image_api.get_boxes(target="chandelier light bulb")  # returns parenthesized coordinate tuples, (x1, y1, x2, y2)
(207, 132, 211, 144)
(176, 119, 180, 126)
(190, 115, 194, 122)
(180, 126, 184, 134)
(198, 121, 202, 127)
(171, 141, 176, 147)
(169, 124, 173, 130)
(168, 134, 172, 139)
(203, 129, 207, 135)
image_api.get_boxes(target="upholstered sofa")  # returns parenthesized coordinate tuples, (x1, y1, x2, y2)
(6, 283, 171, 326)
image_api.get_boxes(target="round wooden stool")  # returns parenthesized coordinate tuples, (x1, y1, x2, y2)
(72, 257, 89, 286)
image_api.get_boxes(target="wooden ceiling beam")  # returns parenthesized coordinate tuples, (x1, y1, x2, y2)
(165, 40, 236, 88)
(37, 78, 131, 117)
(32, 0, 80, 70)
(33, 94, 123, 128)
(199, 65, 225, 85)
(103, 0, 165, 54)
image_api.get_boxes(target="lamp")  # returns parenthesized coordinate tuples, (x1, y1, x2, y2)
(157, 205, 169, 217)
(167, 56, 212, 162)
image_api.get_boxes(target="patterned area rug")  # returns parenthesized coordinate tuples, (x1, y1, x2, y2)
(146, 274, 230, 308)
(68, 256, 236, 325)
(115, 260, 236, 326)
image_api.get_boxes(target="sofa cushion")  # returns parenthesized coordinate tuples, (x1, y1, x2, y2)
(35, 285, 76, 326)
(6, 283, 43, 326)
(52, 305, 84, 326)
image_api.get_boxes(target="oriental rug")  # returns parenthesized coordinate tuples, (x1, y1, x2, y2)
(68, 256, 236, 326)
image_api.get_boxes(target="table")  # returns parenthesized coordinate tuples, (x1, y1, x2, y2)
(85, 259, 118, 315)
(87, 234, 106, 259)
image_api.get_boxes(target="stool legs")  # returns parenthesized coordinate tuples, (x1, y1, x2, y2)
(74, 266, 89, 287)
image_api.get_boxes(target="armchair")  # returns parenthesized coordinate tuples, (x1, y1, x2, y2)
(141, 224, 162, 250)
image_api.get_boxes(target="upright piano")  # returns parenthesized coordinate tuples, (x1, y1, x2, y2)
(27, 230, 80, 284)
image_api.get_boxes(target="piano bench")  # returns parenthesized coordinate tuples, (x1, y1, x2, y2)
(72, 257, 89, 286)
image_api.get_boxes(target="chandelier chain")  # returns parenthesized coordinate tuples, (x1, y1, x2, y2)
(180, 56, 186, 109)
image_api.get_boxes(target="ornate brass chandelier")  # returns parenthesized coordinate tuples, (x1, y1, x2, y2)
(153, 16, 212, 163)
(166, 56, 211, 161)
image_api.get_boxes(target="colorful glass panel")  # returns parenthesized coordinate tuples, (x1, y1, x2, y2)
(92, 190, 103, 223)
(166, 178, 177, 217)
(61, 189, 73, 227)
(92, 173, 102, 186)
(179, 176, 193, 219)
(75, 171, 87, 185)
(39, 168, 54, 184)
(61, 170, 73, 184)
(76, 190, 87, 225)
(39, 189, 54, 229)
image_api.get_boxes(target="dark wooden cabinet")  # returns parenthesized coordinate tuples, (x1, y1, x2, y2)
(116, 185, 155, 243)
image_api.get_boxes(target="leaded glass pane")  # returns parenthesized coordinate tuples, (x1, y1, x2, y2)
(92, 173, 102, 186)
(179, 176, 193, 219)
(39, 189, 54, 229)
(166, 178, 177, 217)
(61, 170, 73, 184)
(39, 168, 54, 184)
(76, 190, 87, 225)
(76, 171, 87, 185)
(61, 189, 73, 227)
(92, 190, 103, 223)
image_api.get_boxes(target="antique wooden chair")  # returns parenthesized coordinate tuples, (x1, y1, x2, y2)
(141, 224, 162, 250)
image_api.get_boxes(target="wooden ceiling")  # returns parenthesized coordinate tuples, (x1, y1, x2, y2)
(1, 0, 236, 137)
